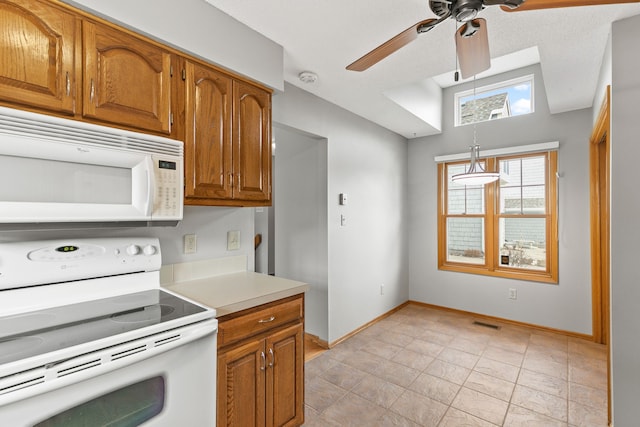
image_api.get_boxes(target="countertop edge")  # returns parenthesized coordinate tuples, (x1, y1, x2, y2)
(215, 284, 310, 318)
(162, 271, 310, 318)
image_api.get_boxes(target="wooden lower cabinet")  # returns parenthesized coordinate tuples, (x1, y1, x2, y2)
(217, 296, 304, 427)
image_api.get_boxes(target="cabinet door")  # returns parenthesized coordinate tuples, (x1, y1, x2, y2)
(217, 339, 266, 427)
(83, 21, 171, 134)
(0, 0, 77, 113)
(183, 60, 233, 200)
(266, 323, 304, 427)
(233, 80, 271, 202)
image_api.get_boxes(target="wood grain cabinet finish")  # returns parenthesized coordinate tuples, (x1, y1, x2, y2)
(182, 59, 272, 206)
(83, 20, 172, 134)
(217, 295, 304, 427)
(233, 80, 271, 203)
(0, 0, 272, 206)
(182, 60, 233, 200)
(0, 0, 78, 114)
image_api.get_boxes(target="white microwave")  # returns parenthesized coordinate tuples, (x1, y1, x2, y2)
(0, 107, 183, 229)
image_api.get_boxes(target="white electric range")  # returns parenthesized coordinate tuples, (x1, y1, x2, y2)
(0, 237, 217, 426)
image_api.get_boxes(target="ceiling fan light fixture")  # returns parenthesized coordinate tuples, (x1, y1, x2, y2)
(452, 0, 484, 21)
(451, 144, 500, 185)
(455, 8, 478, 22)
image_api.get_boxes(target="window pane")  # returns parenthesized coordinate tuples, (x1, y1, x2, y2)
(500, 186, 521, 214)
(522, 156, 545, 186)
(498, 217, 546, 271)
(499, 155, 547, 215)
(522, 186, 545, 214)
(455, 75, 533, 126)
(447, 217, 485, 265)
(447, 164, 485, 214)
(501, 158, 522, 186)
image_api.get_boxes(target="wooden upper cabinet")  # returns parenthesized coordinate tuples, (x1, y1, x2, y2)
(233, 80, 272, 202)
(0, 0, 78, 114)
(183, 59, 272, 206)
(82, 20, 171, 134)
(183, 60, 233, 200)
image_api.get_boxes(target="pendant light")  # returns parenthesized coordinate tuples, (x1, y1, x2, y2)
(451, 75, 499, 186)
(451, 144, 499, 185)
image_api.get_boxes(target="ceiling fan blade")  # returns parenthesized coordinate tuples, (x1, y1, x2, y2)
(346, 19, 438, 71)
(502, 0, 640, 12)
(456, 18, 491, 79)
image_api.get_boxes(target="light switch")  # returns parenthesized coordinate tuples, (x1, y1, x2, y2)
(339, 193, 348, 205)
(227, 230, 240, 251)
(183, 234, 197, 254)
(340, 215, 347, 227)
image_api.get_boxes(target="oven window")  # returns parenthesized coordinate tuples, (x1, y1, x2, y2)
(33, 376, 165, 427)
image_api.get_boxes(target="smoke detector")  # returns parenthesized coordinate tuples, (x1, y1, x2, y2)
(298, 71, 318, 84)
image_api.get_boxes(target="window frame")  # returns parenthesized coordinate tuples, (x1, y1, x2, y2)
(437, 150, 558, 284)
(454, 74, 535, 127)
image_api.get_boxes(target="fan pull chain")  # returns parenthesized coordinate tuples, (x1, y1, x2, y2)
(454, 22, 460, 82)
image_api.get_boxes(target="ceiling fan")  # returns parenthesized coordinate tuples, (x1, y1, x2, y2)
(346, 0, 640, 78)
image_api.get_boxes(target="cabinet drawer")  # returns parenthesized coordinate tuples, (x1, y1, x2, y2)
(218, 297, 303, 347)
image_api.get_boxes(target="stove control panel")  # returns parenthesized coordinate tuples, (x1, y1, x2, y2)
(0, 237, 162, 290)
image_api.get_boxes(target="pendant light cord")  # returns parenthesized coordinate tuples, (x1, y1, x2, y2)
(472, 75, 477, 147)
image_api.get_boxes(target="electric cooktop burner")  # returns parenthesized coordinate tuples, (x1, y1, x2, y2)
(0, 290, 205, 365)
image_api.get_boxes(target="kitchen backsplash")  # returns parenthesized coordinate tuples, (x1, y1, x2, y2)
(160, 255, 248, 285)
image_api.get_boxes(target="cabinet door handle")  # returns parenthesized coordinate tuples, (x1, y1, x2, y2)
(260, 351, 266, 371)
(258, 316, 275, 324)
(90, 78, 95, 102)
(65, 72, 70, 96)
(268, 348, 274, 368)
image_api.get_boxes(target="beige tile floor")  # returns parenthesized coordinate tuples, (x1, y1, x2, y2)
(303, 304, 608, 426)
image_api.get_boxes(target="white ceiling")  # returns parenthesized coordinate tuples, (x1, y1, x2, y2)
(203, 0, 640, 138)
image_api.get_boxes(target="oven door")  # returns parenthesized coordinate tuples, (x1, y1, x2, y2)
(0, 325, 217, 426)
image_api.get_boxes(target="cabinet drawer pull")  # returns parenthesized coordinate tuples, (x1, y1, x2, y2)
(90, 78, 95, 102)
(65, 72, 70, 96)
(258, 316, 275, 324)
(260, 351, 266, 371)
(268, 348, 274, 368)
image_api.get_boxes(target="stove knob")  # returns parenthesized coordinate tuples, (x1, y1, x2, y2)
(126, 244, 141, 256)
(143, 245, 157, 256)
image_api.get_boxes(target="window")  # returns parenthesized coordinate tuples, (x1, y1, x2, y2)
(438, 151, 558, 283)
(455, 75, 534, 127)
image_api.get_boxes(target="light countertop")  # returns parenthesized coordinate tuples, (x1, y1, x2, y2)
(163, 271, 309, 317)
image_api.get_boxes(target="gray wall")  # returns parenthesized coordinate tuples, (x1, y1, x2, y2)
(273, 83, 409, 343)
(273, 126, 328, 341)
(610, 13, 640, 426)
(408, 63, 594, 335)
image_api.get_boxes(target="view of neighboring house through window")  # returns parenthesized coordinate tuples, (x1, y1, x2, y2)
(437, 150, 558, 283)
(455, 74, 534, 126)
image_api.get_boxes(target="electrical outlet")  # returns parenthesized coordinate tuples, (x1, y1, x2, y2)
(183, 234, 197, 254)
(509, 288, 517, 300)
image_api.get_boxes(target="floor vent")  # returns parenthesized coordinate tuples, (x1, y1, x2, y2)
(472, 321, 501, 330)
